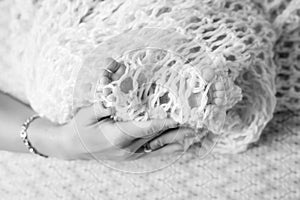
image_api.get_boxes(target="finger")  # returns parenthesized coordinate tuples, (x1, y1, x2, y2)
(149, 128, 195, 151)
(115, 118, 179, 139)
(126, 143, 184, 160)
(142, 144, 184, 159)
(76, 103, 112, 125)
(120, 130, 165, 155)
(126, 137, 152, 154)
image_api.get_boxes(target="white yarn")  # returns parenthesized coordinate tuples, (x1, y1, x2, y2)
(1, 0, 299, 153)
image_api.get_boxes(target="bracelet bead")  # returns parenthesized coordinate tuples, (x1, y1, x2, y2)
(20, 114, 48, 158)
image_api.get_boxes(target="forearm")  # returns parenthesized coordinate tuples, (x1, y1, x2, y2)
(0, 91, 65, 157)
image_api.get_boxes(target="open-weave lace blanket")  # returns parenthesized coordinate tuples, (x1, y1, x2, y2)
(1, 0, 299, 153)
(0, 0, 299, 199)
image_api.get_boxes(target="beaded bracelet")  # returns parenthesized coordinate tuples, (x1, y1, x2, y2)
(20, 114, 48, 158)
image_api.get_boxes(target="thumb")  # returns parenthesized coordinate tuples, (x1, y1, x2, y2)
(75, 102, 112, 125)
(115, 118, 179, 139)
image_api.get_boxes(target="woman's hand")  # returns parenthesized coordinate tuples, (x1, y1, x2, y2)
(60, 103, 196, 161)
(0, 90, 197, 160)
(0, 91, 196, 160)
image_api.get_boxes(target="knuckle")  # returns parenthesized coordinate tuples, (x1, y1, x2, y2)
(164, 119, 177, 128)
(155, 139, 164, 148)
(157, 120, 168, 131)
(164, 120, 173, 129)
(153, 121, 165, 133)
(118, 149, 128, 157)
(152, 124, 159, 134)
(121, 147, 134, 157)
(117, 139, 128, 148)
(146, 126, 157, 137)
(107, 134, 125, 148)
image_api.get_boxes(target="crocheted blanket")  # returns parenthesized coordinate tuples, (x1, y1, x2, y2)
(0, 1, 299, 198)
(1, 0, 298, 154)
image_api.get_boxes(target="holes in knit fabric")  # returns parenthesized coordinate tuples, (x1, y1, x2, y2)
(225, 55, 236, 61)
(189, 46, 201, 53)
(156, 7, 171, 17)
(120, 77, 133, 94)
(189, 16, 202, 23)
(274, 27, 300, 112)
(22, 0, 280, 153)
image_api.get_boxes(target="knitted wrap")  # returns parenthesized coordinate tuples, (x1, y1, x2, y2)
(84, 26, 276, 153)
(1, 0, 299, 153)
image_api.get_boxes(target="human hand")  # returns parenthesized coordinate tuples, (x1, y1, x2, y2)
(60, 103, 195, 161)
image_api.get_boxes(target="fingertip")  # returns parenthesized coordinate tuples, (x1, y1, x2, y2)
(163, 118, 179, 128)
(93, 101, 112, 116)
(163, 144, 183, 154)
(149, 139, 162, 151)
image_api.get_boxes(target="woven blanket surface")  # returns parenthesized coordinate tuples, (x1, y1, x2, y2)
(0, 0, 299, 199)
(0, 114, 299, 200)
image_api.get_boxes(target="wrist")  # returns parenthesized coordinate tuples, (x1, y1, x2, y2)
(58, 121, 87, 160)
(28, 117, 66, 159)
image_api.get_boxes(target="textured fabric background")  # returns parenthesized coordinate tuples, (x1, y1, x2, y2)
(0, 114, 299, 200)
(0, 0, 299, 199)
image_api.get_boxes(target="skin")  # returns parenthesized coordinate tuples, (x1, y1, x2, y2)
(100, 58, 226, 107)
(98, 58, 228, 151)
(0, 58, 227, 160)
(0, 91, 196, 160)
(0, 92, 64, 158)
